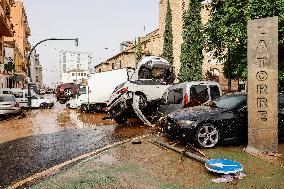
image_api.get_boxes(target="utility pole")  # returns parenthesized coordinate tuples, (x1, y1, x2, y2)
(27, 38, 78, 108)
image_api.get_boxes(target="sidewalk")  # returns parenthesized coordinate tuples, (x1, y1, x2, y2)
(31, 136, 284, 189)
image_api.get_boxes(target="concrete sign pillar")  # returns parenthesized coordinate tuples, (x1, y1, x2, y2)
(247, 17, 278, 154)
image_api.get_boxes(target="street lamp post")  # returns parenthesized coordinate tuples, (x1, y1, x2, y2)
(27, 38, 78, 107)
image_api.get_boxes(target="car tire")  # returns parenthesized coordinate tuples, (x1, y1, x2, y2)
(136, 94, 147, 110)
(64, 88, 72, 97)
(114, 115, 127, 124)
(196, 123, 220, 148)
(81, 104, 89, 113)
(94, 104, 103, 112)
(40, 103, 48, 109)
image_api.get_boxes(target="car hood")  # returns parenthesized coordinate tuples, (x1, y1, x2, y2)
(167, 106, 227, 121)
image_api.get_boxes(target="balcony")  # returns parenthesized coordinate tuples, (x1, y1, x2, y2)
(24, 22, 31, 36)
(0, 0, 13, 37)
(24, 38, 31, 51)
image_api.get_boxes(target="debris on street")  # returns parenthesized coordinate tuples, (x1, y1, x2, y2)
(211, 172, 246, 183)
(150, 139, 244, 174)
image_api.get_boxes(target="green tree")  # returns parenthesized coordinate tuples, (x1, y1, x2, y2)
(179, 0, 203, 82)
(135, 37, 142, 64)
(161, 0, 174, 64)
(205, 0, 284, 91)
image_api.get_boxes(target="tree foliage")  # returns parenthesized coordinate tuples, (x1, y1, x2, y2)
(135, 37, 142, 64)
(179, 0, 203, 82)
(205, 0, 284, 82)
(161, 0, 174, 64)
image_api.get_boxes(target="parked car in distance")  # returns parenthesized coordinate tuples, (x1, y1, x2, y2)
(164, 93, 284, 148)
(55, 83, 79, 104)
(157, 81, 222, 116)
(0, 94, 21, 116)
(0, 88, 54, 109)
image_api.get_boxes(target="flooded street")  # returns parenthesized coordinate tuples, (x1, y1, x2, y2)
(0, 99, 153, 188)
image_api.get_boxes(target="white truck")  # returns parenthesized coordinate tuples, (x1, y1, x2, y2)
(66, 68, 133, 112)
(0, 88, 54, 108)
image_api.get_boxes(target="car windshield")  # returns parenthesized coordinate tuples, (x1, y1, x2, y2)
(214, 95, 246, 109)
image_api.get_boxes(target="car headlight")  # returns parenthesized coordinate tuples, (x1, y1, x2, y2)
(176, 120, 195, 127)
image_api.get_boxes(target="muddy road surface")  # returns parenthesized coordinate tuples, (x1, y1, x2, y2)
(0, 101, 152, 188)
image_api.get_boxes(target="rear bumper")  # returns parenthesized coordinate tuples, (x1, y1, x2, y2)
(108, 98, 128, 119)
(107, 93, 131, 118)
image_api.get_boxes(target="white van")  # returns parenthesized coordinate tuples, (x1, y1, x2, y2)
(0, 88, 54, 108)
(66, 68, 132, 112)
(157, 81, 222, 116)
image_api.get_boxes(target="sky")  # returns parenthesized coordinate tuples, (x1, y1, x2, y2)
(24, 0, 159, 87)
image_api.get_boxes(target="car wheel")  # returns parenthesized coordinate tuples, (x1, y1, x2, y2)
(94, 104, 103, 112)
(40, 103, 47, 109)
(137, 94, 147, 110)
(114, 115, 127, 124)
(81, 104, 89, 113)
(196, 123, 220, 148)
(64, 88, 72, 97)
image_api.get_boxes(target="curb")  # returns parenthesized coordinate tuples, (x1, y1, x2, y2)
(7, 139, 131, 189)
(7, 134, 155, 189)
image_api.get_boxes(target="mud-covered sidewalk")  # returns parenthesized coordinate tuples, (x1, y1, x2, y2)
(29, 136, 284, 189)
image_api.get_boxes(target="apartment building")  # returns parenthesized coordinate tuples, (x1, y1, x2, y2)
(0, 0, 14, 88)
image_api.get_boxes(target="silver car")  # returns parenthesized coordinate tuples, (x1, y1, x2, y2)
(0, 94, 21, 115)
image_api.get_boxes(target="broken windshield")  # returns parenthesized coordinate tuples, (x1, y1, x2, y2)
(138, 67, 174, 83)
(214, 95, 246, 109)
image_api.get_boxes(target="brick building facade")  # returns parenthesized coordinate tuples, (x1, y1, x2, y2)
(96, 0, 239, 92)
(95, 30, 162, 73)
(159, 0, 238, 91)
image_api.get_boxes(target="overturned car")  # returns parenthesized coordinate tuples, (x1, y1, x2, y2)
(107, 56, 175, 125)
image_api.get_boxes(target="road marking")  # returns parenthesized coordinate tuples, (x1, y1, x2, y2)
(7, 139, 130, 189)
(7, 133, 154, 189)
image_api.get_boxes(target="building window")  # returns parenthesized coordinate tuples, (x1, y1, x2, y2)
(63, 64, 66, 73)
(72, 73, 75, 76)
(208, 60, 211, 63)
(0, 42, 2, 55)
(84, 73, 86, 76)
(112, 63, 115, 69)
(119, 60, 122, 69)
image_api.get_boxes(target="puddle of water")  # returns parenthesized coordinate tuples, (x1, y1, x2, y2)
(0, 95, 117, 143)
(0, 95, 153, 144)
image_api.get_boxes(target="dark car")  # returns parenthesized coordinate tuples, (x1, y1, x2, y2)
(164, 93, 284, 148)
(55, 83, 79, 104)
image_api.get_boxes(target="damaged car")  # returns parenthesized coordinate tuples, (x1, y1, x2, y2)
(107, 56, 175, 125)
(157, 81, 222, 116)
(164, 93, 284, 148)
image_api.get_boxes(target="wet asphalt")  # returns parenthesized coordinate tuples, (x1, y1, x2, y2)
(0, 97, 151, 188)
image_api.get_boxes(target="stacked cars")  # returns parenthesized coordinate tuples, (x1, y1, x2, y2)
(107, 56, 175, 125)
